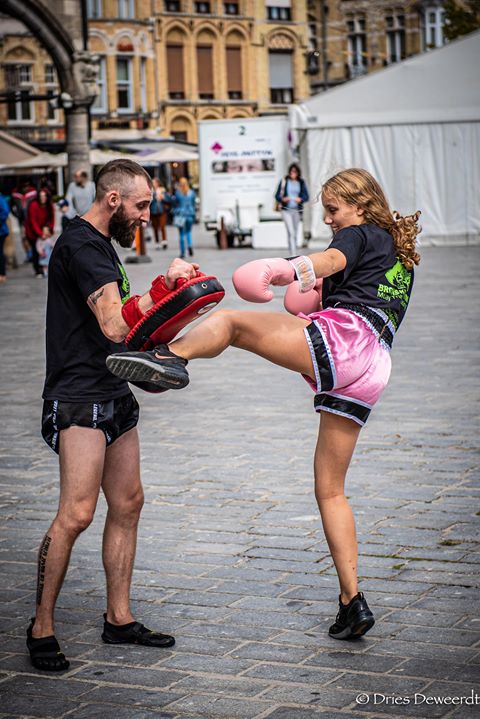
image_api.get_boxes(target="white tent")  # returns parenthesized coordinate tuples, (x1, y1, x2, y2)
(291, 31, 480, 244)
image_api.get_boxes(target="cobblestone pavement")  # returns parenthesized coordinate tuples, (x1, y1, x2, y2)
(0, 228, 479, 719)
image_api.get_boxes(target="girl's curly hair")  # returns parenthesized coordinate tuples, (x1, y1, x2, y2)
(322, 168, 421, 270)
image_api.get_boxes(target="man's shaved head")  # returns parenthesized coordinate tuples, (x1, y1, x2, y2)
(95, 159, 153, 200)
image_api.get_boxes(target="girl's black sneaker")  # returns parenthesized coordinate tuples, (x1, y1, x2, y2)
(329, 592, 375, 639)
(106, 344, 189, 390)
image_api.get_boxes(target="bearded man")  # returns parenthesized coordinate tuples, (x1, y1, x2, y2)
(27, 160, 198, 671)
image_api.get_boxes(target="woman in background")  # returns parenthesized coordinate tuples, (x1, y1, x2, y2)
(25, 189, 55, 278)
(171, 177, 196, 259)
(150, 178, 170, 250)
(275, 163, 309, 255)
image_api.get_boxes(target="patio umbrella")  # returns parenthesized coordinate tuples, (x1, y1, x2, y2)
(140, 144, 199, 163)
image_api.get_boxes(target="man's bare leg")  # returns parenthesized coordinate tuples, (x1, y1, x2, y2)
(101, 427, 144, 625)
(100, 427, 175, 647)
(33, 427, 106, 638)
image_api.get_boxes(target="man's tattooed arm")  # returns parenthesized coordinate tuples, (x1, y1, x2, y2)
(88, 288, 105, 306)
(86, 282, 129, 342)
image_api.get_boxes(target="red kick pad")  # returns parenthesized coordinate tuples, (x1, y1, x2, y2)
(126, 273, 225, 351)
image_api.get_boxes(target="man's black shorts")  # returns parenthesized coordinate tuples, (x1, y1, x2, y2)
(41, 393, 139, 454)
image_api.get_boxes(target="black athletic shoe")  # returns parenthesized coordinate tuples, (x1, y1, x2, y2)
(328, 592, 375, 640)
(106, 344, 189, 390)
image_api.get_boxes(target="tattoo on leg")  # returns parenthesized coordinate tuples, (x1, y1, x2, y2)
(88, 288, 105, 306)
(36, 535, 52, 605)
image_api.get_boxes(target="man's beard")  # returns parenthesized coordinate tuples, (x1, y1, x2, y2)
(108, 204, 137, 248)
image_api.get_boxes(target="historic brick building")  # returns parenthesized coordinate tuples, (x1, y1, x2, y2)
(0, 0, 449, 150)
(88, 0, 311, 143)
(307, 1, 448, 93)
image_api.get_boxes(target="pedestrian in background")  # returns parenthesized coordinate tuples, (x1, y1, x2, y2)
(0, 190, 10, 283)
(25, 189, 55, 277)
(172, 177, 195, 259)
(57, 198, 70, 232)
(150, 178, 170, 250)
(275, 163, 309, 255)
(11, 179, 37, 262)
(35, 226, 56, 279)
(65, 169, 96, 219)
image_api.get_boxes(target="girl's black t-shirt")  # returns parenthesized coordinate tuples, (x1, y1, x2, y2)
(322, 223, 414, 330)
(42, 217, 131, 402)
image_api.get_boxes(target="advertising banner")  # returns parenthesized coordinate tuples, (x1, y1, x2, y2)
(199, 116, 289, 226)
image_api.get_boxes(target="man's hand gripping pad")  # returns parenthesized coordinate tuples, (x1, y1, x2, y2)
(126, 272, 225, 351)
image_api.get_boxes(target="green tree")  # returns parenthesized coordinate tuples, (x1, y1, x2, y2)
(444, 0, 480, 41)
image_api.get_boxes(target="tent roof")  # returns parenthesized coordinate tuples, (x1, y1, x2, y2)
(0, 149, 148, 173)
(140, 144, 199, 162)
(292, 31, 480, 129)
(0, 131, 40, 165)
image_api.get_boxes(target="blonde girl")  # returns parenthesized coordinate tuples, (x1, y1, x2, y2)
(107, 168, 421, 639)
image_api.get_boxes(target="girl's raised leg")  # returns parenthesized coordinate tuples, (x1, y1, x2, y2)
(170, 309, 314, 377)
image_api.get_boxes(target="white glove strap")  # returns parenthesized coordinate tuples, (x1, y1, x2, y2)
(288, 255, 316, 293)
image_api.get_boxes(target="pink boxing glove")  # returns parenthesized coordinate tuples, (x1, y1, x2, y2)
(284, 278, 323, 316)
(232, 258, 294, 302)
(233, 256, 316, 303)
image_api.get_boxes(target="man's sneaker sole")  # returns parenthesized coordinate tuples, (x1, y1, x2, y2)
(329, 613, 375, 640)
(106, 355, 189, 389)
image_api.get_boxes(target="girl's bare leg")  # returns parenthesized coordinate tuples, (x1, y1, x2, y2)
(313, 411, 362, 604)
(169, 309, 314, 377)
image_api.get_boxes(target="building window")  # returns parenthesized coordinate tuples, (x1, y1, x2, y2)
(171, 130, 187, 142)
(118, 0, 135, 19)
(165, 0, 181, 10)
(267, 2, 292, 21)
(224, 2, 239, 14)
(226, 45, 243, 99)
(347, 16, 367, 77)
(87, 0, 103, 18)
(5, 65, 34, 122)
(425, 6, 445, 48)
(46, 90, 56, 121)
(197, 45, 214, 99)
(17, 64, 32, 83)
(195, 1, 210, 13)
(116, 57, 133, 111)
(269, 50, 293, 104)
(386, 14, 405, 63)
(44, 63, 57, 84)
(44, 64, 59, 122)
(7, 90, 33, 122)
(167, 44, 185, 99)
(140, 58, 147, 113)
(92, 56, 107, 113)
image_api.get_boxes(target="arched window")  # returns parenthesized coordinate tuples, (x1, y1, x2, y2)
(166, 30, 187, 100)
(226, 31, 244, 100)
(268, 33, 295, 104)
(196, 30, 216, 100)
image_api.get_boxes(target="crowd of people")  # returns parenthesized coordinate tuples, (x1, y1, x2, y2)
(0, 171, 198, 283)
(0, 161, 314, 284)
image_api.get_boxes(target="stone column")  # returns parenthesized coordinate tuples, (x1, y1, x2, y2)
(65, 106, 91, 182)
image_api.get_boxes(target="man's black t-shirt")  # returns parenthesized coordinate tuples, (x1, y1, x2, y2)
(322, 223, 414, 330)
(43, 217, 131, 401)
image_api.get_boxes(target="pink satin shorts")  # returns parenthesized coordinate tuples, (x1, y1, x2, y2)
(301, 308, 392, 426)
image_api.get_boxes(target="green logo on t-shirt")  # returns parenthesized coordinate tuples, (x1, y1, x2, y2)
(117, 263, 130, 303)
(377, 259, 411, 310)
